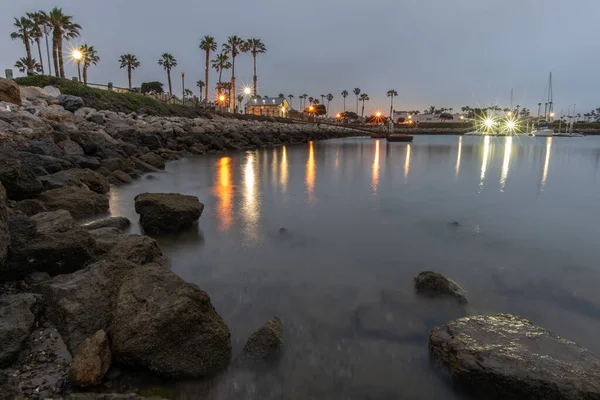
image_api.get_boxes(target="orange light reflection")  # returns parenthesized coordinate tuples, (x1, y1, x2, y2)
(306, 141, 315, 204)
(216, 157, 233, 232)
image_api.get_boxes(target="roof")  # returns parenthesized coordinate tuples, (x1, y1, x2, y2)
(247, 97, 287, 106)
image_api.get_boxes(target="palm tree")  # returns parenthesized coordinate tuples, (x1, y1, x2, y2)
(80, 44, 99, 85)
(308, 96, 314, 105)
(359, 93, 369, 117)
(196, 80, 205, 101)
(326, 93, 333, 116)
(428, 105, 436, 115)
(243, 38, 266, 97)
(47, 8, 81, 78)
(288, 94, 294, 108)
(313, 99, 320, 105)
(15, 57, 42, 74)
(341, 90, 349, 111)
(10, 17, 34, 68)
(353, 88, 361, 114)
(387, 90, 398, 119)
(302, 93, 308, 109)
(158, 53, 178, 96)
(222, 35, 245, 111)
(199, 35, 217, 101)
(211, 53, 231, 97)
(278, 93, 285, 98)
(320, 94, 325, 105)
(27, 11, 48, 75)
(119, 54, 140, 89)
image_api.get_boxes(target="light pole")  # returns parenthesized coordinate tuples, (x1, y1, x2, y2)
(181, 71, 185, 103)
(72, 49, 82, 82)
(41, 25, 52, 76)
(243, 87, 251, 114)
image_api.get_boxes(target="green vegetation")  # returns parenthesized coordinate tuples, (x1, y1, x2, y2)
(15, 75, 207, 117)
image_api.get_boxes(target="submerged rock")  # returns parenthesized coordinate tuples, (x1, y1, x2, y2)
(82, 216, 131, 232)
(134, 192, 204, 234)
(138, 153, 165, 170)
(429, 314, 600, 400)
(237, 317, 283, 365)
(70, 330, 112, 387)
(111, 263, 231, 377)
(414, 271, 468, 304)
(0, 293, 43, 366)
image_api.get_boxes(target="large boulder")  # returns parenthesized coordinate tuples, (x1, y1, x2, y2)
(237, 317, 283, 365)
(429, 314, 600, 400)
(38, 186, 109, 219)
(31, 209, 74, 235)
(7, 214, 37, 251)
(0, 150, 44, 200)
(0, 183, 8, 266)
(134, 193, 204, 234)
(105, 234, 163, 265)
(82, 216, 130, 232)
(59, 94, 84, 112)
(20, 85, 60, 105)
(414, 271, 468, 304)
(0, 77, 21, 105)
(107, 170, 133, 185)
(69, 330, 112, 387)
(111, 263, 231, 378)
(0, 293, 43, 367)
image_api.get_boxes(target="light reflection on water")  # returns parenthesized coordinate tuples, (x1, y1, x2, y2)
(108, 136, 600, 400)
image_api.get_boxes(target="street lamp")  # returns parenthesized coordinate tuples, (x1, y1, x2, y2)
(72, 49, 83, 82)
(244, 87, 251, 96)
(219, 94, 226, 116)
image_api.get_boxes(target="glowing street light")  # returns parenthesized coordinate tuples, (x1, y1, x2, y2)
(550, 112, 555, 118)
(244, 87, 252, 96)
(219, 94, 226, 102)
(408, 115, 412, 119)
(484, 118, 494, 128)
(336, 113, 341, 119)
(507, 120, 516, 130)
(72, 49, 83, 82)
(376, 111, 382, 117)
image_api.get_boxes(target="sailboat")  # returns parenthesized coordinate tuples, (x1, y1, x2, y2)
(531, 72, 554, 137)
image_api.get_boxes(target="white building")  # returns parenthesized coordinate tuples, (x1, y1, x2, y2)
(392, 110, 467, 124)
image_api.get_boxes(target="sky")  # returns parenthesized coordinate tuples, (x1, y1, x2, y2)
(2, 0, 599, 116)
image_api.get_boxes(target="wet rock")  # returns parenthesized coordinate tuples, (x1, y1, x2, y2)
(82, 216, 130, 232)
(0, 77, 21, 105)
(69, 169, 110, 194)
(134, 192, 204, 234)
(429, 314, 600, 400)
(14, 199, 47, 216)
(105, 234, 163, 265)
(107, 170, 133, 185)
(0, 183, 8, 266)
(111, 263, 231, 378)
(414, 271, 468, 304)
(237, 317, 283, 365)
(59, 94, 84, 112)
(70, 330, 112, 387)
(31, 210, 74, 235)
(38, 186, 109, 219)
(131, 158, 159, 173)
(0, 293, 43, 366)
(138, 153, 165, 170)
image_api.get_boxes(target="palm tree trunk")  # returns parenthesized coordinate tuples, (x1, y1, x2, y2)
(356, 96, 359, 114)
(52, 34, 59, 77)
(128, 66, 132, 89)
(167, 69, 172, 96)
(361, 101, 365, 117)
(83, 64, 88, 85)
(253, 54, 257, 97)
(218, 67, 223, 95)
(36, 38, 44, 74)
(24, 34, 33, 65)
(76, 61, 81, 82)
(58, 36, 65, 78)
(204, 51, 210, 101)
(343, 97, 346, 112)
(231, 57, 236, 111)
(389, 97, 394, 119)
(327, 100, 330, 116)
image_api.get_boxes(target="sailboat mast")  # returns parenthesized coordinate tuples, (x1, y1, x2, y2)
(510, 88, 513, 110)
(548, 72, 553, 119)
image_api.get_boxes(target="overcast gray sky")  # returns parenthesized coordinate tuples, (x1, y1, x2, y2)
(3, 0, 598, 116)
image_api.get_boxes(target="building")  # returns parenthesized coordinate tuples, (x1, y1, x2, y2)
(246, 97, 290, 117)
(392, 110, 467, 124)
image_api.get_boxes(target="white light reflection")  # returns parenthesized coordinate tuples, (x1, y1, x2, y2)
(404, 144, 411, 179)
(479, 136, 490, 191)
(500, 136, 512, 192)
(372, 140, 380, 194)
(242, 153, 259, 242)
(541, 137, 552, 190)
(455, 136, 462, 177)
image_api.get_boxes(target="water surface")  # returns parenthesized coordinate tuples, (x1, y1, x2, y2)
(110, 135, 600, 399)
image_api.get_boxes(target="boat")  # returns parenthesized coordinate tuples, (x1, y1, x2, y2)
(370, 132, 387, 139)
(531, 72, 558, 137)
(387, 134, 413, 142)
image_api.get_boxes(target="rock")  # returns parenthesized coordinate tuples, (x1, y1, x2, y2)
(31, 209, 74, 235)
(14, 199, 47, 216)
(0, 293, 43, 366)
(38, 186, 109, 219)
(64, 154, 101, 170)
(414, 271, 468, 304)
(7, 214, 37, 250)
(237, 317, 283, 365)
(105, 234, 163, 265)
(100, 158, 136, 174)
(69, 168, 110, 194)
(24, 271, 50, 286)
(20, 85, 60, 105)
(59, 94, 85, 112)
(82, 216, 130, 232)
(111, 263, 231, 377)
(0, 77, 21, 105)
(70, 330, 112, 387)
(57, 139, 85, 156)
(23, 139, 63, 158)
(40, 170, 87, 191)
(131, 157, 159, 173)
(8, 227, 96, 278)
(138, 153, 165, 170)
(0, 151, 44, 200)
(0, 372, 23, 400)
(429, 314, 600, 400)
(64, 393, 164, 400)
(43, 85, 61, 97)
(134, 193, 204, 234)
(107, 170, 133, 185)
(0, 183, 8, 266)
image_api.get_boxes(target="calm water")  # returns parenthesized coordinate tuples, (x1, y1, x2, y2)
(109, 136, 600, 399)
